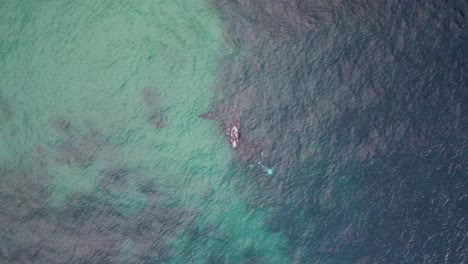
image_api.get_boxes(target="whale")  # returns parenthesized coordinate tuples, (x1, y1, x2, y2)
(199, 103, 273, 175)
(199, 104, 240, 149)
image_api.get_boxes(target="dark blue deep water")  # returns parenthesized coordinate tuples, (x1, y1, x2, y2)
(0, 0, 467, 263)
(214, 0, 467, 263)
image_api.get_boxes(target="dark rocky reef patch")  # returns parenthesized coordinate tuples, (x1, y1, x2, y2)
(0, 163, 190, 263)
(141, 88, 167, 128)
(0, 96, 12, 123)
(51, 117, 113, 167)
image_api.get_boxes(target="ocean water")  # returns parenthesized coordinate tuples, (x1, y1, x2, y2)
(0, 0, 466, 263)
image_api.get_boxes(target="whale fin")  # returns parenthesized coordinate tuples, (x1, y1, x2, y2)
(198, 111, 217, 120)
(198, 103, 228, 121)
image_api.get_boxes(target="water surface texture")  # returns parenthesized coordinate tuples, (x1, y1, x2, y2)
(1, 0, 467, 263)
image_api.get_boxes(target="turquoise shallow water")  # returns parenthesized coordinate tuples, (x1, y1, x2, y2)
(0, 1, 288, 263)
(1, 0, 467, 263)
